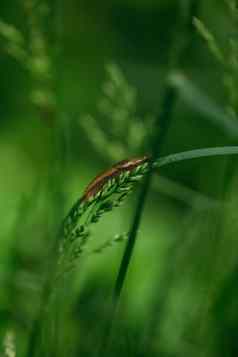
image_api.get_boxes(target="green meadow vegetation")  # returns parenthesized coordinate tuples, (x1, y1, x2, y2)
(1, 0, 238, 356)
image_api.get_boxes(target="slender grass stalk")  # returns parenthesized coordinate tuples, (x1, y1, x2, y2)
(153, 174, 220, 210)
(97, 67, 177, 357)
(98, 0, 202, 354)
(113, 86, 176, 301)
(113, 0, 201, 310)
(24, 1, 68, 356)
(26, 239, 60, 357)
(169, 72, 238, 139)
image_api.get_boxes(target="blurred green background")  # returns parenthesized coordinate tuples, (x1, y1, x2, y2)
(1, 0, 238, 356)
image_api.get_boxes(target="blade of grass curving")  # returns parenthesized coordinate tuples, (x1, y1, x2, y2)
(58, 146, 238, 277)
(113, 147, 238, 300)
(153, 175, 220, 210)
(154, 146, 238, 168)
(169, 72, 238, 138)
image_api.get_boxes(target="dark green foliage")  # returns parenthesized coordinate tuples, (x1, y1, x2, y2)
(1, 0, 238, 357)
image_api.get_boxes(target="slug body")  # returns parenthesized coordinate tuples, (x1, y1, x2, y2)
(82, 156, 149, 202)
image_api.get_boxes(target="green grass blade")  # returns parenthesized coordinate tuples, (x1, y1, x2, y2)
(154, 146, 238, 168)
(169, 72, 238, 138)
